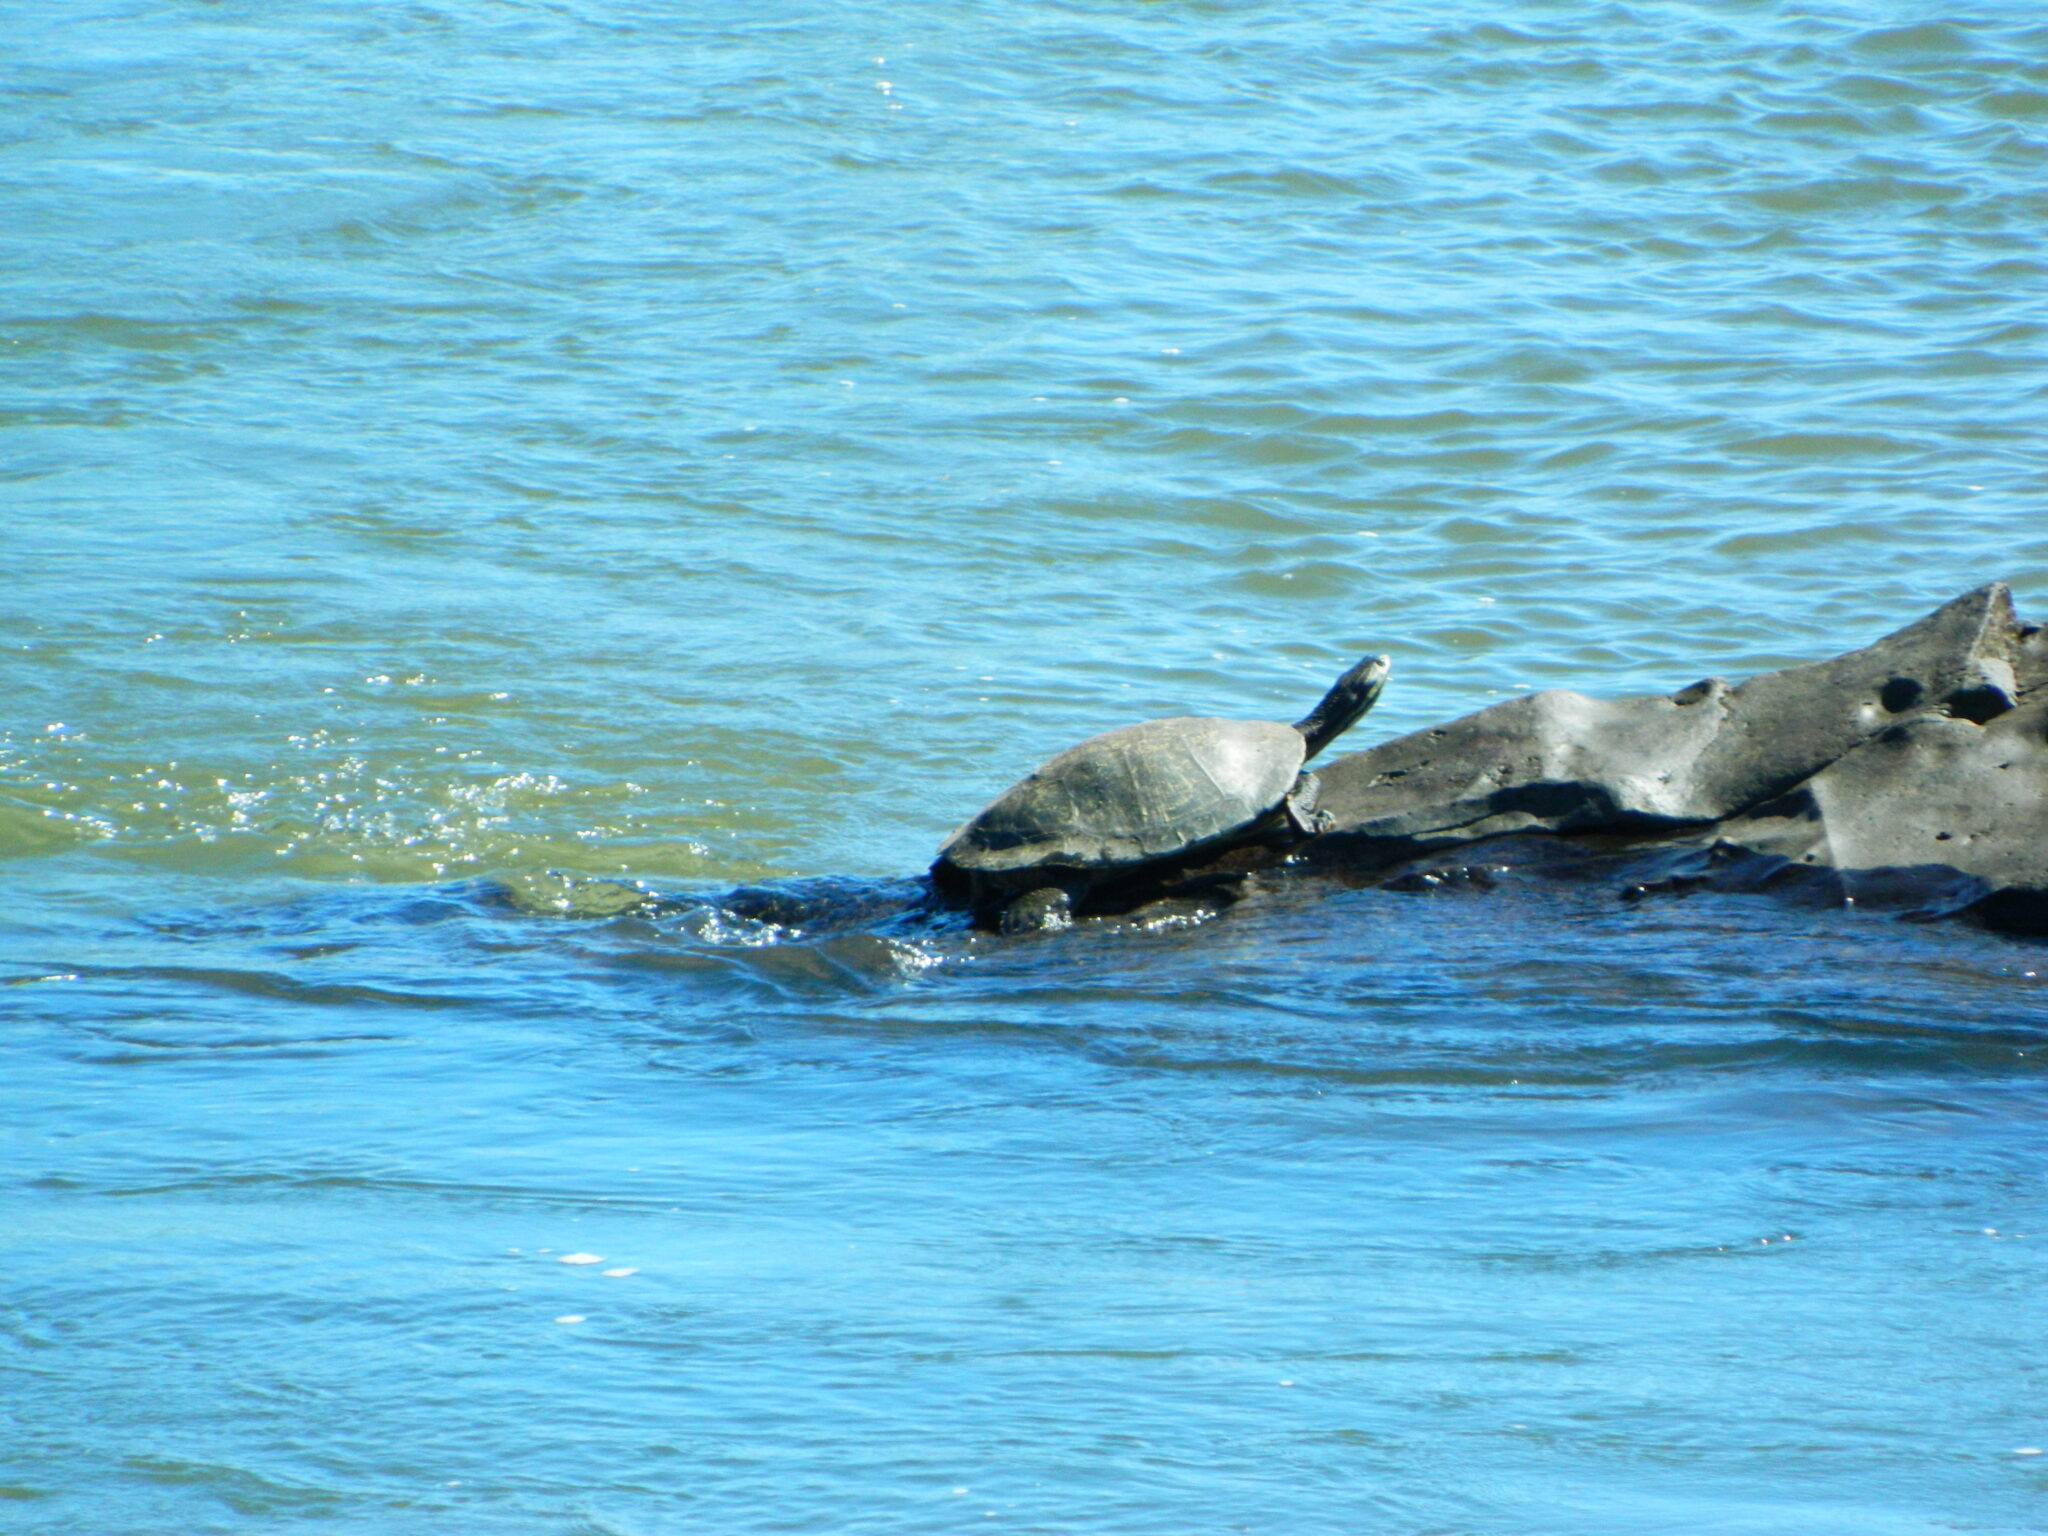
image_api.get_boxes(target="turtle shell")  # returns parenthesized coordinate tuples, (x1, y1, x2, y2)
(936, 716, 1307, 880)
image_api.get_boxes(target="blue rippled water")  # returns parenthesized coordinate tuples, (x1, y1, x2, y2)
(4, 2, 2047, 1531)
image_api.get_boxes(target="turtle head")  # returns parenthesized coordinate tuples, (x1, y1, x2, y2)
(1292, 653, 1390, 762)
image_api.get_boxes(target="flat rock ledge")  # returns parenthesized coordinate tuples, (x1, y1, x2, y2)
(1308, 582, 2048, 935)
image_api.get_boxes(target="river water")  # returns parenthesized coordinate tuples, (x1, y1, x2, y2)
(4, 2, 2047, 1531)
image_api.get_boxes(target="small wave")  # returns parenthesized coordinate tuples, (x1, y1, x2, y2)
(1724, 430, 1927, 461)
(1850, 21, 1980, 61)
(1978, 87, 2048, 121)
(1744, 174, 1967, 215)
(1201, 167, 1384, 199)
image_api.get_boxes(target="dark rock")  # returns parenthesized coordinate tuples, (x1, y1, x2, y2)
(1969, 886, 2048, 935)
(1379, 864, 1500, 895)
(1708, 693, 2048, 930)
(1313, 582, 2024, 865)
(1616, 841, 1807, 905)
(714, 876, 934, 934)
(1291, 582, 2048, 935)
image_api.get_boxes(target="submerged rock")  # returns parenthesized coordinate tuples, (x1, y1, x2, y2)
(1308, 582, 2048, 934)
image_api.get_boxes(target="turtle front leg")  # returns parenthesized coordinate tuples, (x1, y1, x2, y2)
(1283, 771, 1332, 837)
(1000, 887, 1075, 935)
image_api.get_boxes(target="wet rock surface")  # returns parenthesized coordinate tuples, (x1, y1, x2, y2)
(1310, 583, 2048, 935)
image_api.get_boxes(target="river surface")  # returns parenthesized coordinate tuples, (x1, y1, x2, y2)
(4, 2, 2048, 1532)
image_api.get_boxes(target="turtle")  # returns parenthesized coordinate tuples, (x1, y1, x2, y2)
(931, 653, 1391, 931)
